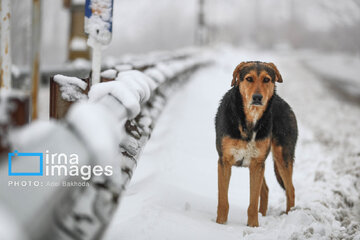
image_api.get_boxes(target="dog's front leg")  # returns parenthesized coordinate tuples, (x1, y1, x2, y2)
(247, 159, 265, 227)
(216, 159, 231, 224)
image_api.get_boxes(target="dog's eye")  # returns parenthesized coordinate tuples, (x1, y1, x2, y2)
(246, 77, 253, 82)
(263, 77, 270, 83)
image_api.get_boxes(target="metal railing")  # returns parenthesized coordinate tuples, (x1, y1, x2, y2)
(0, 49, 210, 240)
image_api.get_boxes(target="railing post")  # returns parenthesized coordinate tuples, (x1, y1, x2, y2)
(64, 0, 90, 60)
(49, 76, 90, 119)
(0, 91, 30, 156)
(30, 0, 42, 120)
(195, 0, 208, 46)
(0, 0, 12, 89)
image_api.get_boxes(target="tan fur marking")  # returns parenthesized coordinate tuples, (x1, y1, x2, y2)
(221, 136, 248, 166)
(259, 178, 269, 216)
(221, 136, 270, 167)
(238, 125, 248, 139)
(246, 138, 270, 226)
(247, 157, 264, 227)
(216, 160, 231, 224)
(231, 62, 255, 86)
(272, 142, 295, 213)
(255, 138, 271, 160)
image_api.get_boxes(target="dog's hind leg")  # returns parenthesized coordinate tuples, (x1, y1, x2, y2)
(216, 158, 231, 224)
(272, 143, 295, 213)
(259, 177, 269, 216)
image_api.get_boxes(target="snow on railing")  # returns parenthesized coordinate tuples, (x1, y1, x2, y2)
(0, 49, 210, 240)
(53, 75, 89, 101)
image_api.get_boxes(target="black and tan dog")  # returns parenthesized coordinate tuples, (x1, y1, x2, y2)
(215, 61, 298, 227)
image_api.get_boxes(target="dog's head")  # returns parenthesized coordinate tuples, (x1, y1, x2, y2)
(231, 61, 282, 108)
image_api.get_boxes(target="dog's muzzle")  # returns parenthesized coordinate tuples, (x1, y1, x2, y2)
(251, 94, 263, 105)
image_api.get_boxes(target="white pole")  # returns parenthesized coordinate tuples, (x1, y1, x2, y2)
(84, 0, 114, 86)
(90, 38, 101, 85)
(0, 0, 12, 89)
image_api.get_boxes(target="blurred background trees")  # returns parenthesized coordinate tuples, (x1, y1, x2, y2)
(9, 0, 360, 68)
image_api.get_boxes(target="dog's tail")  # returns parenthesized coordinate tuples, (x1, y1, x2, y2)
(274, 162, 285, 190)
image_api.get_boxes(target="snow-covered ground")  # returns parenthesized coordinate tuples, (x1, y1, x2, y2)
(301, 52, 360, 105)
(102, 47, 360, 240)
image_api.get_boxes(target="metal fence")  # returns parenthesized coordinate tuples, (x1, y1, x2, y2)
(0, 49, 210, 240)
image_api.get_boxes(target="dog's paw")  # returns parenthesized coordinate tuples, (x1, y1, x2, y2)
(280, 207, 295, 215)
(216, 217, 227, 224)
(247, 219, 259, 227)
(258, 207, 267, 216)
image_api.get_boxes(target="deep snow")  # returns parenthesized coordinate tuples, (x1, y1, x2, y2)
(102, 47, 360, 240)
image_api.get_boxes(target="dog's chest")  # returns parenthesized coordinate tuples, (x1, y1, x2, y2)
(230, 134, 259, 167)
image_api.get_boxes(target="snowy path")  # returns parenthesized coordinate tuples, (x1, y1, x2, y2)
(103, 48, 360, 240)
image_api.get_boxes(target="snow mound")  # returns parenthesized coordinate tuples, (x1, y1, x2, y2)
(101, 69, 117, 79)
(66, 102, 119, 167)
(156, 63, 176, 79)
(115, 64, 133, 72)
(89, 80, 141, 118)
(53, 74, 88, 101)
(144, 68, 166, 84)
(70, 37, 87, 51)
(89, 70, 160, 119)
(116, 70, 152, 102)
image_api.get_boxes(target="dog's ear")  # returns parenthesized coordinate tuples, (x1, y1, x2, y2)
(267, 62, 283, 83)
(231, 62, 247, 87)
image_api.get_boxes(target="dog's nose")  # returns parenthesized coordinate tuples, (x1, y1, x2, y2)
(252, 94, 263, 103)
